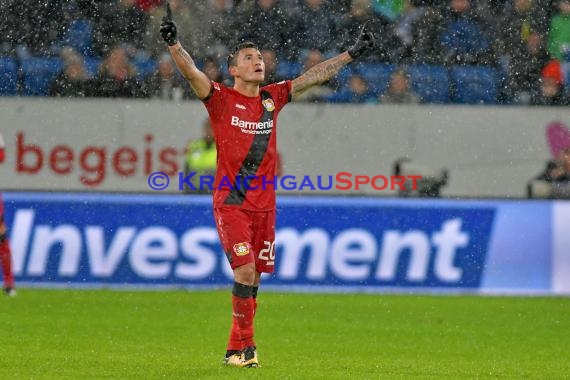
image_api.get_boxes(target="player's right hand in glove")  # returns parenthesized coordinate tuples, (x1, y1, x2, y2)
(160, 2, 178, 46)
(347, 22, 375, 59)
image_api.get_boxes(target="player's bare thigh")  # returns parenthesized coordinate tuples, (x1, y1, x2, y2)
(234, 263, 256, 285)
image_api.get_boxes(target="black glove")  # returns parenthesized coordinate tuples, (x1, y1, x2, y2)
(347, 22, 375, 59)
(160, 3, 178, 46)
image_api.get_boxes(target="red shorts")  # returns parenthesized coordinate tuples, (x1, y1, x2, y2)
(214, 207, 276, 273)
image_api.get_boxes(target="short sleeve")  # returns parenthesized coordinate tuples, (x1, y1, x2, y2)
(202, 81, 225, 122)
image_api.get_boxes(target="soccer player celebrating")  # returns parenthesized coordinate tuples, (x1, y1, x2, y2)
(160, 3, 374, 367)
(0, 134, 16, 297)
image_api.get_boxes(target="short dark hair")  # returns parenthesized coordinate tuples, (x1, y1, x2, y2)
(393, 68, 410, 79)
(204, 55, 219, 65)
(227, 41, 259, 68)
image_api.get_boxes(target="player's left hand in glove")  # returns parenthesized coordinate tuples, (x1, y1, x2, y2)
(347, 22, 375, 59)
(160, 2, 178, 46)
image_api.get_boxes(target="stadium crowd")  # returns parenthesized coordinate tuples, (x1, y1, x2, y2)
(0, 0, 569, 104)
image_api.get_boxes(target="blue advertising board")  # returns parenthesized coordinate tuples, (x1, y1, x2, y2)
(1, 192, 562, 294)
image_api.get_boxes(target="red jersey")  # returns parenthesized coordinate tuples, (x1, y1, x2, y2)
(203, 80, 291, 211)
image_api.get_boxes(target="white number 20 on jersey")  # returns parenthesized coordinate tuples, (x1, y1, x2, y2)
(258, 240, 275, 266)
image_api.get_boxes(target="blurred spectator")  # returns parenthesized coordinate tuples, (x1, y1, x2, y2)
(528, 148, 570, 198)
(261, 49, 287, 84)
(485, 0, 511, 16)
(3, 0, 72, 57)
(184, 118, 217, 194)
(236, 0, 294, 60)
(294, 49, 337, 102)
(49, 1, 98, 57)
(439, 0, 495, 66)
(510, 31, 550, 104)
(1, 1, 100, 56)
(203, 56, 225, 83)
(337, 0, 391, 62)
(93, 0, 148, 56)
(380, 68, 421, 103)
(389, 0, 430, 63)
(136, 0, 162, 12)
(559, 148, 570, 180)
(280, 0, 308, 15)
(145, 0, 202, 59)
(143, 52, 189, 100)
(531, 60, 570, 105)
(292, 0, 339, 56)
(49, 47, 92, 97)
(1, 0, 566, 105)
(497, 0, 549, 52)
(536, 159, 567, 182)
(186, 56, 231, 98)
(348, 74, 377, 103)
(91, 46, 144, 97)
(191, 0, 237, 61)
(497, 0, 549, 103)
(408, 4, 446, 64)
(547, 0, 570, 61)
(336, 73, 378, 103)
(373, 0, 406, 22)
(0, 0, 16, 55)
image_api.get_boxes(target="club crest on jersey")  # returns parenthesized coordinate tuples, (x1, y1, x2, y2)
(262, 98, 275, 112)
(233, 242, 251, 256)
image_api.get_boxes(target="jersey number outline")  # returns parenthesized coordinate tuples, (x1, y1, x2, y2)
(258, 240, 275, 265)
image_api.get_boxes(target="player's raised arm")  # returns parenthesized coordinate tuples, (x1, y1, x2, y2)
(160, 2, 211, 99)
(291, 22, 376, 101)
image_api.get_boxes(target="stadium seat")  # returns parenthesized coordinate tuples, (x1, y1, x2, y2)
(133, 56, 158, 79)
(440, 19, 490, 58)
(337, 66, 353, 83)
(0, 57, 18, 96)
(450, 66, 498, 104)
(83, 56, 101, 77)
(222, 64, 230, 79)
(64, 20, 94, 57)
(276, 60, 303, 79)
(407, 65, 450, 104)
(21, 57, 64, 96)
(49, 19, 94, 58)
(354, 63, 396, 97)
